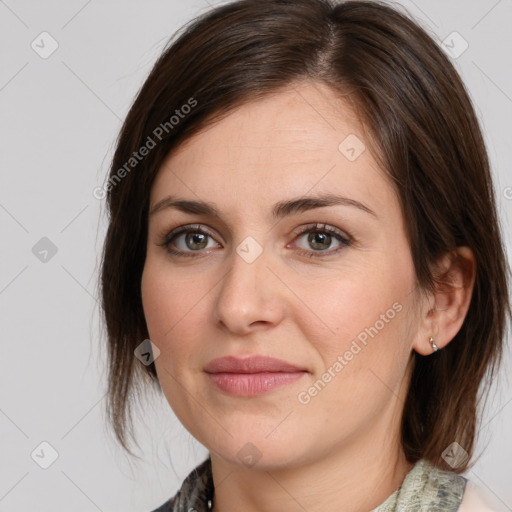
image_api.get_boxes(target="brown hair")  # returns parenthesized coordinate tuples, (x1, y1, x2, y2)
(99, 0, 511, 471)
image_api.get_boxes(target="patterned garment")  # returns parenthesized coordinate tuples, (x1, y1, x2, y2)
(150, 456, 467, 511)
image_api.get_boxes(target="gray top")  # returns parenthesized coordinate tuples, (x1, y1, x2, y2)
(150, 456, 467, 511)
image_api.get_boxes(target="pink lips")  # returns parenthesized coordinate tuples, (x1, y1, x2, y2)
(204, 355, 308, 396)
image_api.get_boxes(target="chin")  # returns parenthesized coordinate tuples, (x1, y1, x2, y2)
(203, 431, 314, 472)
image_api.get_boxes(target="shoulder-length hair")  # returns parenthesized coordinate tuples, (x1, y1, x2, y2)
(99, 0, 511, 471)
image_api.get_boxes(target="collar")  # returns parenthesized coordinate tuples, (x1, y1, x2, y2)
(157, 456, 467, 512)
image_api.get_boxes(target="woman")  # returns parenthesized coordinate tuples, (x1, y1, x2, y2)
(99, 0, 511, 510)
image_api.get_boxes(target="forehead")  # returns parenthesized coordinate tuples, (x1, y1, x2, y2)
(150, 81, 396, 219)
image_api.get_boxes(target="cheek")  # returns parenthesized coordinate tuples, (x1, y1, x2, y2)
(141, 266, 171, 341)
(299, 263, 410, 347)
(141, 257, 199, 340)
(141, 257, 215, 384)
(297, 250, 415, 389)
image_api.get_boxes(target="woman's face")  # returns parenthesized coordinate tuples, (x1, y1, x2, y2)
(141, 81, 424, 470)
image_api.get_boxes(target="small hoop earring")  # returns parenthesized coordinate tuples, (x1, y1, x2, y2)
(429, 336, 439, 353)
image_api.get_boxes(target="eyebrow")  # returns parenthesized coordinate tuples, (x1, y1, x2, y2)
(149, 193, 377, 219)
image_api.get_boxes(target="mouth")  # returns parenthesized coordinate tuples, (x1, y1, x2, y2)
(204, 355, 308, 396)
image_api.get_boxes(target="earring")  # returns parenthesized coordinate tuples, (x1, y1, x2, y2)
(429, 336, 439, 353)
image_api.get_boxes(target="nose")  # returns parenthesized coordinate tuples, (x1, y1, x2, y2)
(212, 241, 285, 335)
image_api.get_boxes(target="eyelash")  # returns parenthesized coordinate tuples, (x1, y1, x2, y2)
(158, 223, 352, 259)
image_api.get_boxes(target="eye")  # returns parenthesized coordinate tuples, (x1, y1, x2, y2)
(159, 224, 220, 256)
(158, 222, 352, 259)
(291, 223, 351, 258)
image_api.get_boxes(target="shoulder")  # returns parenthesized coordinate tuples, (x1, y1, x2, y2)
(148, 499, 173, 512)
(147, 456, 213, 512)
(458, 479, 508, 512)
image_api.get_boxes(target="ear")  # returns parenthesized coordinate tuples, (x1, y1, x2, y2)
(413, 247, 476, 356)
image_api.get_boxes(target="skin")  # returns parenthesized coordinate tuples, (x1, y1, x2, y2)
(141, 80, 476, 512)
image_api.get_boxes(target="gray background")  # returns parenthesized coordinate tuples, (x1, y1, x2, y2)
(1, 0, 511, 511)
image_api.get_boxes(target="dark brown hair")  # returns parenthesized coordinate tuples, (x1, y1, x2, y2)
(99, 0, 511, 471)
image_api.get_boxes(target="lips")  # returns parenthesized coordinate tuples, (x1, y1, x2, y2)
(204, 355, 308, 396)
(204, 355, 306, 374)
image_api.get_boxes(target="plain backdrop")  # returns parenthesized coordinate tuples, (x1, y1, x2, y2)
(1, 0, 511, 511)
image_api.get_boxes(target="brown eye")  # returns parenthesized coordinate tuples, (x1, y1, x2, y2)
(183, 232, 209, 251)
(306, 231, 333, 251)
(293, 223, 351, 258)
(160, 225, 220, 256)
